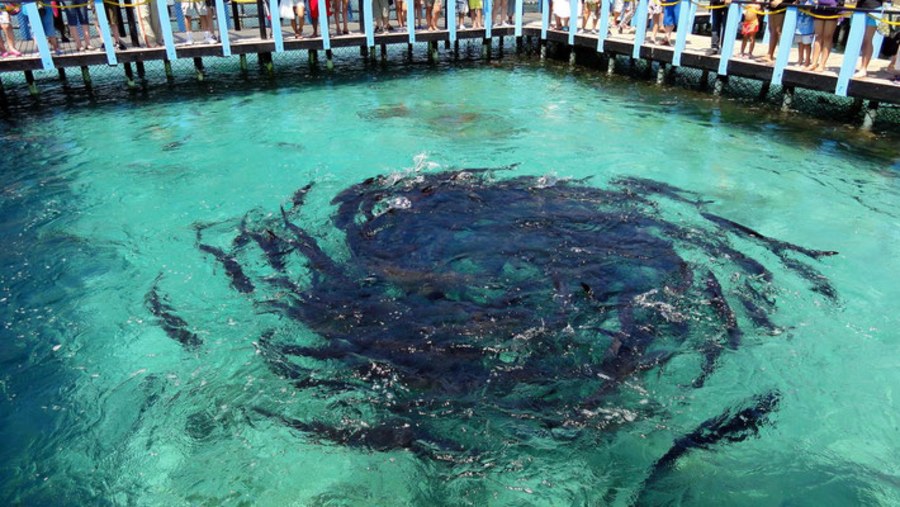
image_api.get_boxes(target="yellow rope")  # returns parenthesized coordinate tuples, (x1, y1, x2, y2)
(657, 0, 680, 6)
(232, 0, 258, 4)
(796, 7, 844, 19)
(101, 0, 150, 6)
(746, 6, 786, 16)
(869, 13, 900, 26)
(38, 1, 95, 7)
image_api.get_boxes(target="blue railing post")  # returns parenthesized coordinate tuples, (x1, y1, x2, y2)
(632, 0, 649, 58)
(319, 0, 332, 49)
(158, 0, 179, 60)
(762, 13, 769, 46)
(24, 2, 54, 70)
(269, 0, 284, 51)
(449, 0, 457, 42)
(364, 0, 375, 47)
(872, 31, 884, 59)
(406, 0, 415, 42)
(672, 0, 691, 66)
(514, 0, 523, 36)
(835, 11, 866, 96)
(541, 0, 549, 39)
(597, 0, 610, 52)
(568, 0, 577, 45)
(486, 0, 493, 38)
(93, 0, 118, 65)
(718, 2, 740, 75)
(771, 5, 797, 85)
(214, 0, 231, 55)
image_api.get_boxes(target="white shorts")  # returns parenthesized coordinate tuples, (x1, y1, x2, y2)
(794, 34, 813, 45)
(0, 11, 10, 27)
(181, 0, 210, 17)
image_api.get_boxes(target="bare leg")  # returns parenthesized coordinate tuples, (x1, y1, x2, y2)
(855, 25, 877, 77)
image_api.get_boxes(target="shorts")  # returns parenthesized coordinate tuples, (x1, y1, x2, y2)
(468, 0, 482, 9)
(62, 4, 90, 26)
(663, 4, 677, 26)
(456, 0, 468, 14)
(181, 0, 210, 17)
(865, 15, 877, 27)
(424, 0, 438, 7)
(648, 2, 661, 15)
(585, 0, 599, 11)
(740, 20, 758, 36)
(794, 33, 813, 45)
(37, 7, 56, 35)
(279, 0, 302, 18)
(0, 11, 9, 27)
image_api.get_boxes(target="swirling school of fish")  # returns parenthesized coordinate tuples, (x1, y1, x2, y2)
(146, 168, 837, 493)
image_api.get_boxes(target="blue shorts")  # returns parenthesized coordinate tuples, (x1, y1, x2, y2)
(63, 5, 90, 26)
(663, 5, 677, 27)
(38, 6, 55, 35)
(865, 16, 877, 28)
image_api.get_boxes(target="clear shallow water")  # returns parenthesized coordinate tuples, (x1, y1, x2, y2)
(1, 61, 900, 506)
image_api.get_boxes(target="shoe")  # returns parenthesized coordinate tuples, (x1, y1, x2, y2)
(54, 49, 63, 56)
(0, 52, 6, 58)
(577, 28, 585, 34)
(204, 36, 217, 44)
(117, 42, 127, 50)
(387, 25, 395, 32)
(9, 49, 21, 56)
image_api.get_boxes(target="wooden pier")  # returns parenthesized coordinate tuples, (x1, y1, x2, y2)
(0, 3, 897, 109)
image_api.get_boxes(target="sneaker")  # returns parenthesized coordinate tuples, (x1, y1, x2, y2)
(54, 49, 63, 56)
(9, 49, 22, 56)
(116, 42, 128, 50)
(0, 52, 7, 58)
(204, 35, 217, 44)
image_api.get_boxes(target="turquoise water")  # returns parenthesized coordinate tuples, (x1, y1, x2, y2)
(2, 61, 900, 505)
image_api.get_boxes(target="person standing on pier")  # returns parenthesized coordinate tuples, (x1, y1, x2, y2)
(763, 0, 796, 63)
(372, 0, 394, 32)
(805, 0, 838, 71)
(425, 0, 442, 30)
(137, 0, 164, 48)
(708, 0, 731, 54)
(854, 0, 884, 78)
(181, 0, 217, 44)
(0, 3, 23, 57)
(280, 0, 306, 37)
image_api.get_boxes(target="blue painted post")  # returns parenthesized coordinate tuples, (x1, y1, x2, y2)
(319, 0, 331, 49)
(632, 0, 649, 59)
(174, 1, 187, 32)
(486, 0, 493, 38)
(762, 14, 769, 46)
(568, 0, 576, 45)
(269, 0, 284, 51)
(672, 0, 691, 66)
(156, 0, 178, 60)
(224, 2, 233, 29)
(597, 0, 610, 52)
(24, 2, 53, 70)
(717, 2, 740, 75)
(449, 0, 457, 42)
(771, 5, 796, 85)
(214, 0, 231, 55)
(94, 0, 118, 65)
(541, 0, 549, 39)
(514, 0, 523, 36)
(872, 31, 884, 60)
(835, 11, 866, 96)
(365, 0, 375, 46)
(406, 0, 415, 43)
